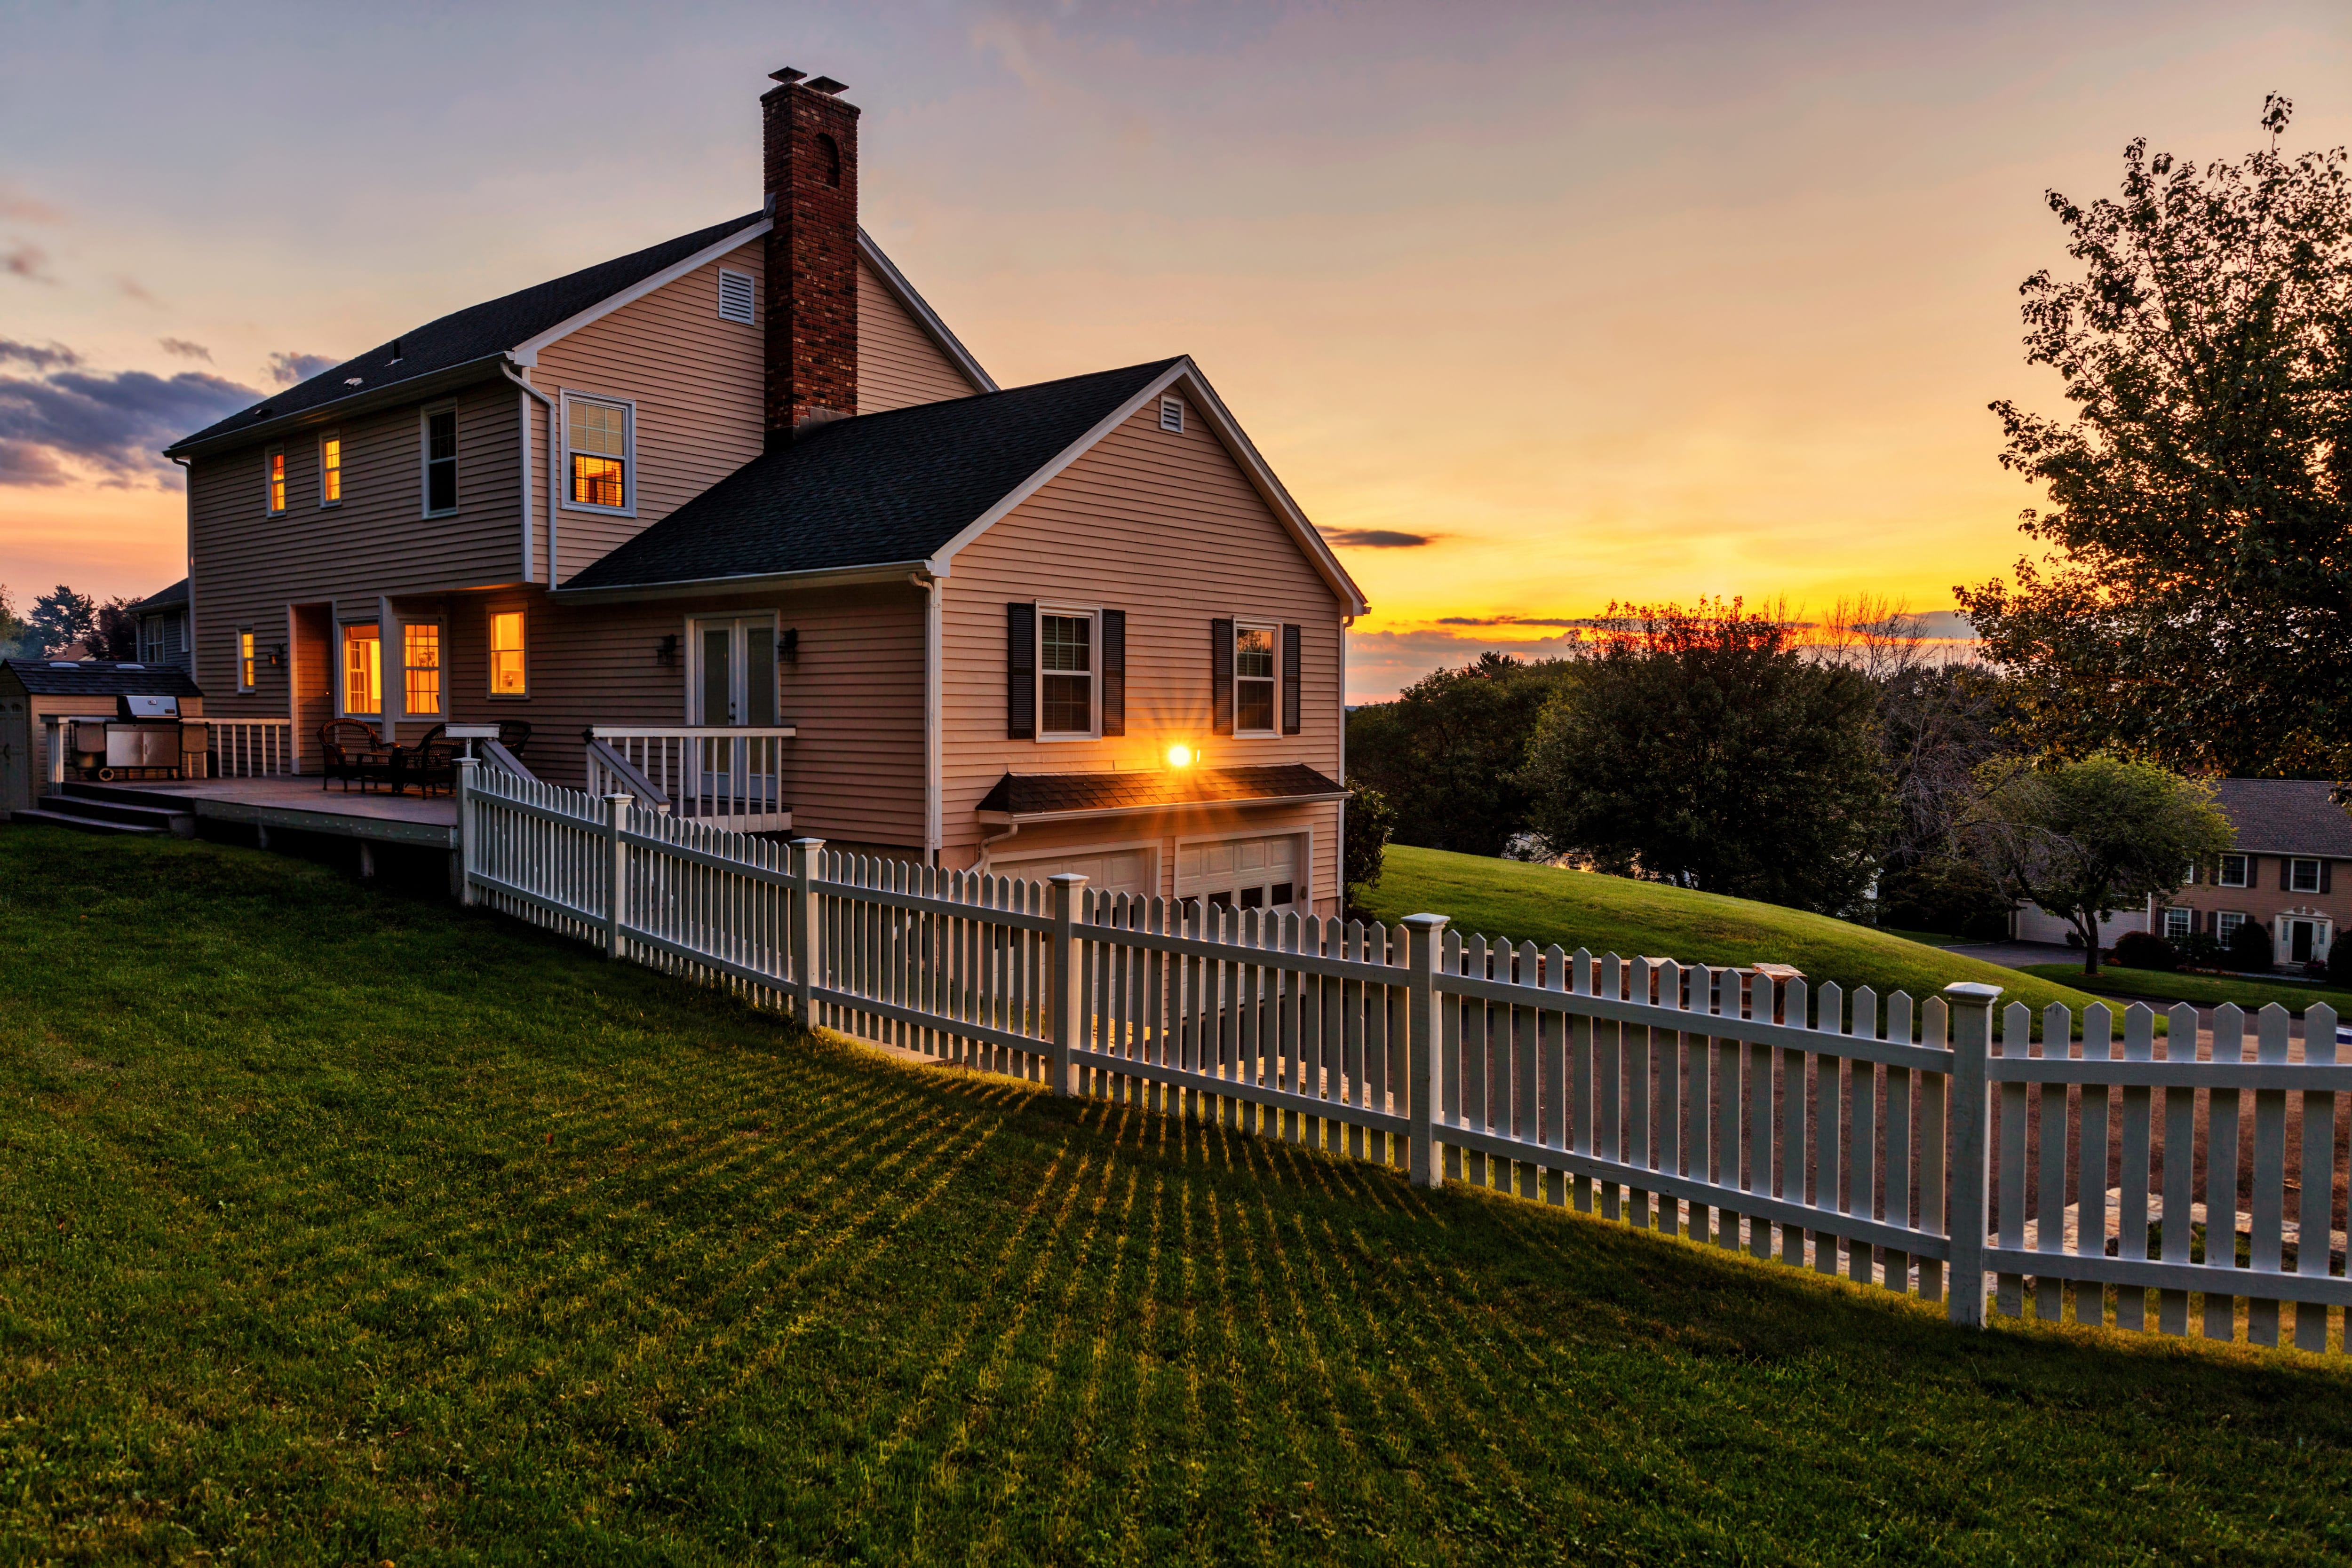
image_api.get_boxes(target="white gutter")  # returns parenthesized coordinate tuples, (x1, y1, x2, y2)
(499, 363, 555, 584)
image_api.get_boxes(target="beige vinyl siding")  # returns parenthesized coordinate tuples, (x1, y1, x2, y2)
(857, 256, 982, 412)
(531, 240, 766, 582)
(188, 376, 522, 720)
(938, 399, 1347, 911)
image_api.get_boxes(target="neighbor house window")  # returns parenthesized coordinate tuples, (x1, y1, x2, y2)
(489, 609, 527, 696)
(2217, 854, 2250, 888)
(403, 622, 442, 718)
(319, 433, 342, 506)
(341, 623, 381, 717)
(2217, 911, 2248, 940)
(265, 447, 287, 514)
(1040, 610, 1094, 736)
(1233, 622, 1278, 735)
(2291, 857, 2323, 894)
(564, 395, 632, 513)
(423, 406, 458, 515)
(237, 628, 257, 692)
(2164, 907, 2193, 942)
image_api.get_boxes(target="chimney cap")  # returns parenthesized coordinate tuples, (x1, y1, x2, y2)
(769, 67, 807, 84)
(805, 75, 849, 94)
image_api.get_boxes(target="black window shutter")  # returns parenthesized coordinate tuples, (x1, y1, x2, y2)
(1211, 618, 1234, 735)
(2280, 856, 2290, 891)
(2324, 861, 2335, 895)
(1101, 609, 1126, 736)
(1007, 602, 1035, 739)
(1282, 623, 1303, 736)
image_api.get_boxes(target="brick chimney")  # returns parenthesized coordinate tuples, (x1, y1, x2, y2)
(761, 68, 859, 437)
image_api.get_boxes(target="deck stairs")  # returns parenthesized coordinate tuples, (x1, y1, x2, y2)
(11, 781, 197, 838)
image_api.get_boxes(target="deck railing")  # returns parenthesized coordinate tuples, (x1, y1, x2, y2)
(585, 725, 795, 832)
(455, 760, 2352, 1356)
(208, 719, 298, 778)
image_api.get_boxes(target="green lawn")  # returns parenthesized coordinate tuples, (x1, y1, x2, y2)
(9, 826, 2352, 1562)
(2021, 963, 2352, 1018)
(1361, 845, 2109, 1022)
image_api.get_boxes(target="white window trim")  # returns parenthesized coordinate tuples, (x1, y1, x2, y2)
(717, 266, 756, 325)
(398, 615, 447, 720)
(487, 605, 530, 700)
(421, 402, 459, 518)
(684, 611, 785, 726)
(1035, 602, 1100, 741)
(336, 619, 383, 720)
(235, 626, 257, 693)
(1173, 826, 1313, 918)
(2217, 854, 2250, 888)
(264, 444, 287, 515)
(318, 429, 342, 508)
(558, 389, 637, 518)
(1231, 618, 1282, 738)
(2163, 906, 2193, 941)
(2290, 857, 2324, 894)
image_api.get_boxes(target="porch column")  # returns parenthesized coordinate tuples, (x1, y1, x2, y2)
(378, 594, 401, 744)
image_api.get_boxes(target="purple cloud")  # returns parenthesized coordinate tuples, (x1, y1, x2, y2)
(0, 351, 262, 487)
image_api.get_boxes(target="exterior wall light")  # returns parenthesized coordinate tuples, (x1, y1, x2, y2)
(1166, 744, 1194, 768)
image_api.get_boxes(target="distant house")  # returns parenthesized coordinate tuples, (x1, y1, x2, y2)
(128, 579, 192, 673)
(2012, 778, 2350, 968)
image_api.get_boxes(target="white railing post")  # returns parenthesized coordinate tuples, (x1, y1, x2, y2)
(454, 757, 477, 906)
(1404, 912, 1450, 1188)
(791, 837, 826, 1025)
(1049, 872, 1088, 1097)
(44, 717, 64, 789)
(603, 792, 633, 960)
(1944, 981, 2002, 1328)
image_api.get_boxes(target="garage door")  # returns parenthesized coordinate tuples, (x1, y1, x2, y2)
(1177, 833, 1302, 915)
(993, 845, 1156, 899)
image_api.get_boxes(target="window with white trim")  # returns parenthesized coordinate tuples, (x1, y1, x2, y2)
(489, 609, 527, 697)
(1159, 396, 1184, 433)
(2164, 906, 2193, 942)
(265, 446, 287, 514)
(319, 432, 342, 506)
(717, 267, 756, 325)
(2217, 853, 2250, 887)
(1233, 622, 1278, 735)
(564, 394, 634, 514)
(2292, 857, 2323, 893)
(1039, 610, 1095, 737)
(2217, 911, 2248, 940)
(402, 620, 443, 718)
(423, 405, 458, 515)
(237, 627, 257, 692)
(340, 623, 382, 718)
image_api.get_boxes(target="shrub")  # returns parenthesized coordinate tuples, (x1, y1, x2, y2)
(2226, 918, 2275, 971)
(2329, 935, 2352, 988)
(1344, 784, 1396, 909)
(1877, 854, 2012, 941)
(2111, 929, 2178, 972)
(2177, 930, 2224, 969)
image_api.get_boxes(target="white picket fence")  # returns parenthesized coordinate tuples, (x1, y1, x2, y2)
(455, 760, 2352, 1351)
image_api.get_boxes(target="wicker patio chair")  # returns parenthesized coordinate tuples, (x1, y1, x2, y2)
(494, 719, 533, 761)
(319, 719, 394, 792)
(391, 723, 460, 797)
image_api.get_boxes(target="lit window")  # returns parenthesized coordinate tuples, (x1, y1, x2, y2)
(424, 407, 458, 514)
(1234, 623, 1277, 734)
(320, 434, 342, 505)
(2291, 858, 2323, 894)
(403, 623, 442, 717)
(238, 628, 257, 692)
(342, 624, 381, 717)
(566, 397, 631, 512)
(2164, 907, 2193, 942)
(1040, 612, 1093, 736)
(2217, 854, 2250, 888)
(490, 610, 526, 696)
(266, 447, 287, 514)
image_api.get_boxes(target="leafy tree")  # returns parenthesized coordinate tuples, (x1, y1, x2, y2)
(1520, 600, 1894, 913)
(1961, 752, 2233, 975)
(2227, 916, 2276, 972)
(0, 585, 29, 660)
(1957, 97, 2352, 777)
(1343, 784, 1396, 911)
(1345, 652, 1580, 856)
(27, 585, 95, 658)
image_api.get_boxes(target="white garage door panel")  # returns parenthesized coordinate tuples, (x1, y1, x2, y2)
(1177, 833, 1303, 913)
(993, 847, 1155, 899)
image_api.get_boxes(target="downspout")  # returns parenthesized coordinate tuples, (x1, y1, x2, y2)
(172, 454, 195, 691)
(499, 363, 555, 584)
(914, 567, 943, 865)
(979, 817, 1019, 872)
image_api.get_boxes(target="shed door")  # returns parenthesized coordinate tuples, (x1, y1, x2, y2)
(1177, 833, 1302, 915)
(0, 693, 26, 813)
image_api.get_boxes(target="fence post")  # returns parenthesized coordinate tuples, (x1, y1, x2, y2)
(790, 837, 826, 1026)
(602, 792, 633, 960)
(1943, 981, 2002, 1328)
(453, 756, 477, 905)
(1049, 873, 1089, 1097)
(1404, 912, 1450, 1188)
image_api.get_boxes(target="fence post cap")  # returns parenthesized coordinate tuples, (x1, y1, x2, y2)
(1047, 871, 1089, 887)
(789, 836, 827, 848)
(1942, 981, 2004, 1006)
(1399, 912, 1450, 932)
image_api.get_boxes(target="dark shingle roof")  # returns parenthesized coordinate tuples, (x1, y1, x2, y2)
(2215, 779, 2352, 857)
(976, 764, 1346, 818)
(1, 659, 204, 698)
(563, 359, 1180, 590)
(128, 578, 188, 615)
(166, 213, 764, 453)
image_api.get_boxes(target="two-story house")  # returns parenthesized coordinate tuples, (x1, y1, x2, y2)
(160, 67, 1365, 916)
(2162, 779, 2349, 968)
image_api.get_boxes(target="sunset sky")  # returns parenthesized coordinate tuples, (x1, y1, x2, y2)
(3, 1, 2347, 698)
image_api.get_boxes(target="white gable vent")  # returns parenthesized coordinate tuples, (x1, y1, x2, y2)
(717, 268, 756, 325)
(1159, 396, 1184, 433)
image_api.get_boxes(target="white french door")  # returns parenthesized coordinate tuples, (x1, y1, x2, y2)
(690, 617, 777, 728)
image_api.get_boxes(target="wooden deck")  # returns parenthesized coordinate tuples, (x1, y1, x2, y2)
(112, 776, 458, 848)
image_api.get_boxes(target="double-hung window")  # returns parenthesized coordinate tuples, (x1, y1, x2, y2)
(423, 405, 458, 515)
(237, 628, 257, 692)
(489, 610, 527, 696)
(1233, 622, 1278, 735)
(2217, 853, 2250, 888)
(319, 433, 342, 506)
(2164, 906, 2193, 942)
(403, 622, 443, 718)
(2291, 857, 2323, 894)
(1040, 610, 1095, 736)
(564, 395, 633, 514)
(265, 447, 287, 514)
